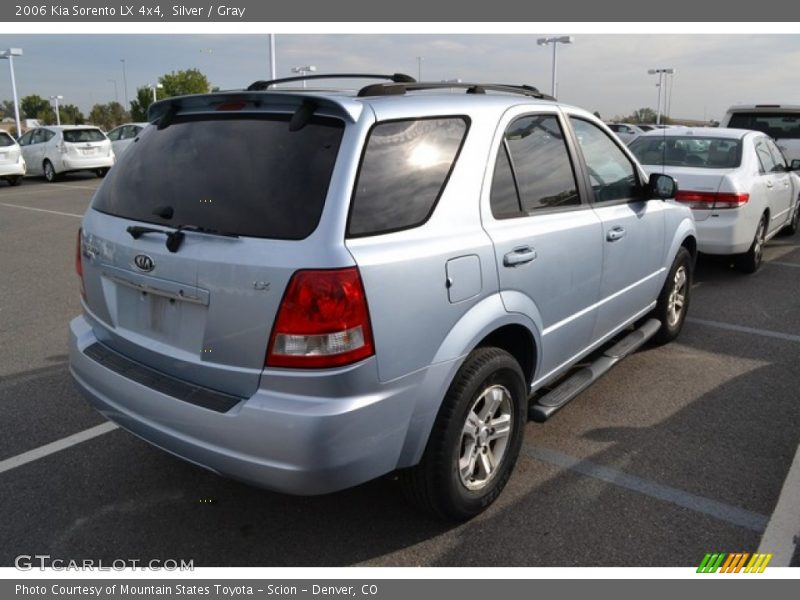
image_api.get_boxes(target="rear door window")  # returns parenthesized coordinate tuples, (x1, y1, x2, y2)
(348, 117, 468, 237)
(755, 138, 778, 174)
(92, 114, 345, 240)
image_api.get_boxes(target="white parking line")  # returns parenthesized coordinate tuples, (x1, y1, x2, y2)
(687, 317, 800, 344)
(767, 261, 800, 269)
(46, 183, 100, 191)
(0, 202, 82, 218)
(758, 443, 800, 566)
(0, 422, 118, 475)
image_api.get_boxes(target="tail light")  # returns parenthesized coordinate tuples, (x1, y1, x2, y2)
(675, 191, 749, 210)
(59, 141, 67, 154)
(75, 228, 86, 300)
(266, 268, 374, 369)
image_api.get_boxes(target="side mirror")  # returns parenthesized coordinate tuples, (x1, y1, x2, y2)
(648, 173, 677, 200)
(790, 159, 800, 171)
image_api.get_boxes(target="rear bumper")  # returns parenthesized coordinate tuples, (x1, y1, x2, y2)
(57, 155, 114, 172)
(0, 160, 25, 177)
(695, 210, 756, 255)
(69, 315, 451, 495)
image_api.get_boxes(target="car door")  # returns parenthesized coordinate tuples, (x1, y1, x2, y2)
(765, 137, 793, 230)
(17, 129, 38, 174)
(481, 110, 603, 381)
(754, 136, 791, 236)
(566, 115, 666, 343)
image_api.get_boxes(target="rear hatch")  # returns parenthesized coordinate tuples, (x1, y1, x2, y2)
(63, 128, 112, 158)
(79, 99, 347, 397)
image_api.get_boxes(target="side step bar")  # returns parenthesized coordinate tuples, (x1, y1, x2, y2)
(529, 318, 661, 422)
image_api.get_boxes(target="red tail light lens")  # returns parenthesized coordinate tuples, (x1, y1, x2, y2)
(76, 228, 86, 300)
(675, 191, 749, 209)
(266, 268, 374, 368)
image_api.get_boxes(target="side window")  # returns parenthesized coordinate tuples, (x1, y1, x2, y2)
(766, 139, 787, 171)
(489, 142, 522, 219)
(348, 117, 468, 237)
(107, 128, 121, 141)
(754, 139, 777, 174)
(31, 129, 46, 144)
(18, 130, 34, 146)
(42, 130, 55, 142)
(569, 117, 640, 203)
(121, 126, 136, 139)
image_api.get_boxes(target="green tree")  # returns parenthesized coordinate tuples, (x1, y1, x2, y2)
(629, 107, 657, 124)
(88, 102, 128, 130)
(20, 94, 50, 120)
(129, 86, 155, 122)
(59, 104, 85, 125)
(160, 68, 210, 97)
(593, 111, 602, 119)
(0, 99, 17, 119)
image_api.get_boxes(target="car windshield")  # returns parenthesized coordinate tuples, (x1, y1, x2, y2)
(92, 113, 345, 240)
(63, 129, 106, 143)
(629, 136, 742, 168)
(727, 112, 800, 140)
(0, 132, 15, 147)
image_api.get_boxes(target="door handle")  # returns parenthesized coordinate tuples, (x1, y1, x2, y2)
(606, 227, 627, 241)
(503, 246, 537, 267)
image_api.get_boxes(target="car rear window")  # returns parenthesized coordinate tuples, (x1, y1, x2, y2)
(629, 136, 742, 168)
(0, 132, 14, 147)
(347, 117, 468, 237)
(92, 114, 345, 240)
(63, 129, 106, 143)
(727, 112, 800, 140)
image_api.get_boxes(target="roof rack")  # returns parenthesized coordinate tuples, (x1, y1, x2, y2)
(247, 73, 416, 91)
(357, 81, 555, 100)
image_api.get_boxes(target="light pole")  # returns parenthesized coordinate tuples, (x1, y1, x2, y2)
(120, 59, 129, 108)
(148, 83, 163, 103)
(291, 65, 316, 88)
(269, 34, 276, 80)
(537, 36, 573, 97)
(416, 56, 424, 81)
(648, 68, 674, 125)
(50, 95, 63, 126)
(0, 48, 23, 139)
(108, 79, 118, 103)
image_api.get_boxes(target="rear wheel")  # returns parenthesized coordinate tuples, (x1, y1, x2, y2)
(651, 247, 692, 345)
(735, 215, 766, 274)
(400, 347, 526, 521)
(43, 160, 58, 183)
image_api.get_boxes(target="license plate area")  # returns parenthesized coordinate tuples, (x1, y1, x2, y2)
(81, 148, 97, 156)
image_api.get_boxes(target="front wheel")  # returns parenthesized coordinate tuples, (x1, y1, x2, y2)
(735, 215, 766, 274)
(400, 347, 527, 521)
(651, 246, 692, 345)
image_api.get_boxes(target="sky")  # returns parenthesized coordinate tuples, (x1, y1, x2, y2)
(0, 33, 798, 122)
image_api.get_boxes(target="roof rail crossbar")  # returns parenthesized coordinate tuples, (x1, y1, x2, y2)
(247, 73, 416, 91)
(356, 81, 555, 100)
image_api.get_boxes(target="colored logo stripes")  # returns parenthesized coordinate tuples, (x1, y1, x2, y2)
(697, 552, 773, 573)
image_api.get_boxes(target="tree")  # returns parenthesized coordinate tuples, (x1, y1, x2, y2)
(129, 86, 155, 122)
(0, 99, 17, 119)
(593, 111, 602, 119)
(59, 104, 85, 125)
(160, 68, 210, 97)
(88, 102, 128, 131)
(629, 107, 657, 124)
(20, 94, 50, 120)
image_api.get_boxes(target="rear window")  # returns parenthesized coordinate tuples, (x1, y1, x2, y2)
(92, 114, 345, 240)
(629, 136, 742, 169)
(0, 132, 14, 147)
(63, 129, 106, 143)
(348, 117, 468, 237)
(727, 112, 800, 140)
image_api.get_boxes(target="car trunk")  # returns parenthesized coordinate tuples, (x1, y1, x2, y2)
(79, 107, 347, 398)
(646, 165, 738, 221)
(63, 128, 112, 158)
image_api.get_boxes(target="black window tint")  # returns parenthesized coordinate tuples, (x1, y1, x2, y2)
(0, 133, 14, 147)
(92, 114, 344, 240)
(490, 143, 521, 219)
(504, 115, 579, 212)
(570, 117, 640, 203)
(727, 112, 800, 140)
(348, 117, 468, 237)
(63, 129, 105, 143)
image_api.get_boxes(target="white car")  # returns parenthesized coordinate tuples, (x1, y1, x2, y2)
(630, 128, 800, 273)
(0, 130, 26, 186)
(18, 125, 114, 182)
(721, 105, 800, 163)
(106, 122, 149, 158)
(606, 122, 646, 144)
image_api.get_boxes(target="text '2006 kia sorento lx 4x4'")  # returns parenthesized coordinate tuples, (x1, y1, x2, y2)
(69, 74, 696, 520)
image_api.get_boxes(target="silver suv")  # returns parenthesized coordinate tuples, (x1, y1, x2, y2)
(69, 74, 696, 520)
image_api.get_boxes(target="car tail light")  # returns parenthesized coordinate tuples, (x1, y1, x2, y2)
(675, 191, 749, 209)
(266, 268, 374, 368)
(76, 228, 86, 300)
(59, 141, 67, 154)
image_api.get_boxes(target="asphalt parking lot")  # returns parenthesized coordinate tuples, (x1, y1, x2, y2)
(1, 175, 798, 568)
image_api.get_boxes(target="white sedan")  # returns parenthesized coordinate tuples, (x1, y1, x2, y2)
(0, 130, 26, 186)
(606, 122, 647, 144)
(630, 128, 800, 273)
(106, 122, 150, 158)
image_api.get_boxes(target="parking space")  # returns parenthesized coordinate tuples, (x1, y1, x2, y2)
(0, 178, 798, 567)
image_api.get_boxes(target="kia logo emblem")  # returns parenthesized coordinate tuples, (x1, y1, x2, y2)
(133, 254, 154, 272)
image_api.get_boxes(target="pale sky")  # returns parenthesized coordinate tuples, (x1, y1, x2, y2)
(0, 34, 798, 122)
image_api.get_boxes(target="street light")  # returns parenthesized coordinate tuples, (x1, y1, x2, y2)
(108, 79, 118, 103)
(537, 36, 573, 97)
(148, 83, 164, 103)
(647, 68, 675, 125)
(120, 59, 129, 108)
(0, 48, 23, 138)
(50, 95, 63, 126)
(291, 65, 316, 88)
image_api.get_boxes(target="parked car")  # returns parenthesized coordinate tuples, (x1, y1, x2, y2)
(69, 75, 696, 520)
(637, 124, 656, 132)
(606, 122, 646, 144)
(0, 129, 26, 186)
(720, 104, 800, 163)
(106, 122, 150, 158)
(18, 125, 114, 182)
(630, 128, 799, 273)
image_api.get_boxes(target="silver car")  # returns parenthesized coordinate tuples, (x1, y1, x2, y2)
(18, 125, 114, 182)
(69, 74, 696, 520)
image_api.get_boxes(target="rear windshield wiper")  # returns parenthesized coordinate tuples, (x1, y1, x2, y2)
(126, 224, 239, 253)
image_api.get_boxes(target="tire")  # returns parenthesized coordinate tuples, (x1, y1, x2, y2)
(6, 175, 22, 187)
(735, 215, 766, 274)
(651, 246, 692, 345)
(43, 160, 58, 183)
(400, 347, 527, 521)
(95, 168, 109, 178)
(781, 200, 799, 236)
